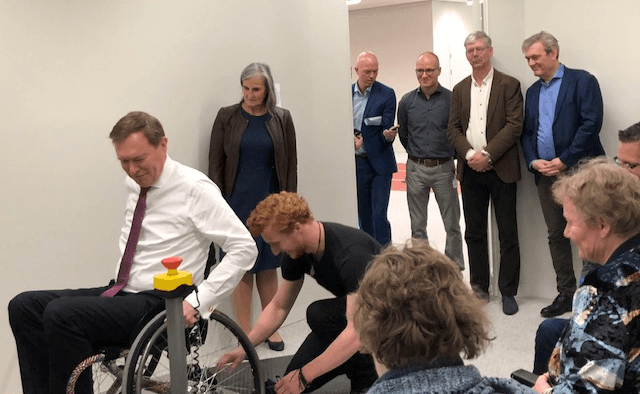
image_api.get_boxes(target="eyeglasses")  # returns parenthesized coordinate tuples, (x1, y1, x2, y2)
(614, 156, 640, 169)
(415, 68, 439, 75)
(466, 47, 488, 56)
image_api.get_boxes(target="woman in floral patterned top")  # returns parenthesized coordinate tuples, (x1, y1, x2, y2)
(534, 158, 640, 393)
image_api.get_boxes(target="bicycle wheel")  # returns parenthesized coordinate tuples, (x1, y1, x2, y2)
(122, 310, 263, 394)
(66, 350, 127, 394)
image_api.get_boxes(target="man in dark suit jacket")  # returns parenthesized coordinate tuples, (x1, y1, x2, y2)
(447, 31, 523, 315)
(521, 31, 604, 318)
(353, 52, 397, 245)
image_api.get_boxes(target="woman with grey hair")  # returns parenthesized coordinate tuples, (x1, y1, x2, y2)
(533, 157, 640, 393)
(209, 62, 297, 351)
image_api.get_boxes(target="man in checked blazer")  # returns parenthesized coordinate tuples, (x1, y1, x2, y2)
(521, 31, 604, 318)
(352, 52, 397, 246)
(447, 31, 523, 316)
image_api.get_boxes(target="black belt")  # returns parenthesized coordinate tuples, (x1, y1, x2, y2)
(408, 156, 450, 167)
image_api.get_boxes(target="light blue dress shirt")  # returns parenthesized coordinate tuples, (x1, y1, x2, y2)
(536, 64, 565, 161)
(353, 84, 371, 155)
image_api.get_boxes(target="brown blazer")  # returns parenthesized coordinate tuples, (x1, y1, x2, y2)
(447, 69, 523, 183)
(208, 103, 297, 196)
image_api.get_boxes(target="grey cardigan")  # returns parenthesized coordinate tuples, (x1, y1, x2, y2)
(368, 357, 535, 394)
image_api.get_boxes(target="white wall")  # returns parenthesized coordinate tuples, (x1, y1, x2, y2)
(432, 1, 474, 90)
(0, 1, 352, 392)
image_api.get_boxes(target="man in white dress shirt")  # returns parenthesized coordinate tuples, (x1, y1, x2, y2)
(447, 31, 524, 316)
(8, 111, 257, 394)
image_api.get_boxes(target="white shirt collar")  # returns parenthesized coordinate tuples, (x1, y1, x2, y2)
(472, 67, 494, 88)
(150, 155, 175, 190)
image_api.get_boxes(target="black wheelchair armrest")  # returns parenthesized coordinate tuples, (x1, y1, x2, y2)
(511, 369, 539, 388)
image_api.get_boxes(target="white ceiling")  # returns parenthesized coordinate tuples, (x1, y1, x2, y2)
(348, 0, 466, 11)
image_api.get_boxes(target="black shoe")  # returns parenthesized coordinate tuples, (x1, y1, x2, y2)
(265, 339, 285, 351)
(502, 295, 519, 315)
(541, 293, 572, 317)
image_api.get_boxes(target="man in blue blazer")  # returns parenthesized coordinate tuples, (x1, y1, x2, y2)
(353, 52, 397, 245)
(521, 31, 604, 318)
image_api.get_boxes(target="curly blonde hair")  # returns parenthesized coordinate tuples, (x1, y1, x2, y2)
(354, 240, 491, 369)
(553, 157, 640, 239)
(247, 192, 314, 236)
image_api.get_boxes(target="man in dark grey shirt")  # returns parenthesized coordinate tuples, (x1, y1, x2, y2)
(397, 52, 464, 270)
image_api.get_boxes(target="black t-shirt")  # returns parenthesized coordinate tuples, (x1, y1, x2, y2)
(281, 222, 382, 296)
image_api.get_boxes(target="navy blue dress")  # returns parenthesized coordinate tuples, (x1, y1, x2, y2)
(226, 108, 280, 273)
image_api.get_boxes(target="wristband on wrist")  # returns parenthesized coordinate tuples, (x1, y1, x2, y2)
(298, 368, 311, 390)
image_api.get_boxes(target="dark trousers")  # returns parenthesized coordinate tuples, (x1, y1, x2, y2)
(461, 165, 521, 296)
(285, 297, 377, 392)
(356, 156, 392, 246)
(533, 318, 569, 374)
(537, 175, 576, 295)
(8, 286, 164, 394)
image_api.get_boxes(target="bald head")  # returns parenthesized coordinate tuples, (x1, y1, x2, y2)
(417, 51, 440, 67)
(415, 52, 441, 95)
(355, 51, 379, 92)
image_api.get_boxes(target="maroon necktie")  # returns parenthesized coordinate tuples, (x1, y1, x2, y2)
(102, 187, 150, 297)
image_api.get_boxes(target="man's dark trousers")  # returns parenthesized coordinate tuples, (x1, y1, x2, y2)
(285, 296, 377, 392)
(537, 175, 576, 296)
(8, 286, 163, 394)
(461, 165, 520, 296)
(356, 155, 392, 246)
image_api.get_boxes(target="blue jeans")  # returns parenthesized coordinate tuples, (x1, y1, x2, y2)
(533, 318, 569, 374)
